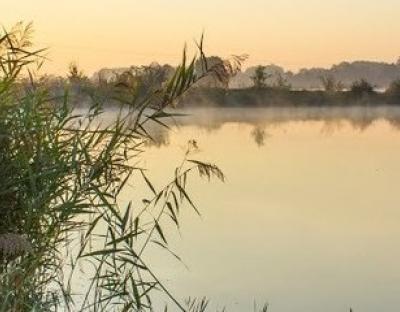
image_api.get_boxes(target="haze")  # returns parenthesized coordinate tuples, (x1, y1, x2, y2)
(3, 0, 400, 75)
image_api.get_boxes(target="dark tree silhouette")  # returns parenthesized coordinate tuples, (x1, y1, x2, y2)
(350, 79, 374, 95)
(252, 65, 270, 88)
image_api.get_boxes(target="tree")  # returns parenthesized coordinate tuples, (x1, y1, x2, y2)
(67, 61, 87, 82)
(320, 75, 344, 92)
(251, 65, 270, 88)
(274, 73, 291, 90)
(386, 79, 400, 98)
(350, 79, 374, 95)
(194, 55, 246, 89)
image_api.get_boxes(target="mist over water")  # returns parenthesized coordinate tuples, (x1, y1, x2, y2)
(96, 106, 400, 312)
(129, 106, 400, 148)
(4, 5, 400, 310)
(69, 106, 400, 311)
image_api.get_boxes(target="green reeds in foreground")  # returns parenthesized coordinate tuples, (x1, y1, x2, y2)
(0, 23, 244, 311)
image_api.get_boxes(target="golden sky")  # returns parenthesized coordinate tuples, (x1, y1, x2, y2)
(3, 0, 400, 75)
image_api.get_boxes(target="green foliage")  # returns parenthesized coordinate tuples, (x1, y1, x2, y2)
(0, 23, 226, 311)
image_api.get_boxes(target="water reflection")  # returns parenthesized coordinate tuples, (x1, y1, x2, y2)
(144, 106, 400, 147)
(139, 107, 400, 312)
(250, 126, 268, 147)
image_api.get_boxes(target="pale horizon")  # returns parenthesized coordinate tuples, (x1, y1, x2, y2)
(4, 0, 400, 75)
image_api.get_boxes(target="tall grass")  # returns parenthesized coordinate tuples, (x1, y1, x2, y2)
(0, 23, 238, 311)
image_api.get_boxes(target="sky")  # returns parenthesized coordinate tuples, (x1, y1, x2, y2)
(3, 0, 400, 75)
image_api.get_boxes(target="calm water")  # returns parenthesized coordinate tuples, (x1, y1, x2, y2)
(88, 107, 400, 311)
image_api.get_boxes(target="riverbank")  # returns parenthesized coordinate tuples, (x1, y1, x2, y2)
(179, 87, 400, 107)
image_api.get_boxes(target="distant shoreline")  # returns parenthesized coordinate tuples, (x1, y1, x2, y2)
(179, 88, 400, 107)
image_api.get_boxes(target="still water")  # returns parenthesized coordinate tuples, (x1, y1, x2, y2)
(119, 107, 400, 311)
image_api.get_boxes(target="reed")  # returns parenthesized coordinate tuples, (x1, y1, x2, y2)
(0, 23, 236, 311)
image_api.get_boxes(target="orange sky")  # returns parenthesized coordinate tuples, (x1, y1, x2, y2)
(3, 0, 400, 75)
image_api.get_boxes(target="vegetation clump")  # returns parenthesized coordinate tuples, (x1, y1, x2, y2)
(350, 79, 375, 96)
(386, 79, 400, 100)
(0, 23, 234, 311)
(251, 65, 270, 89)
(320, 75, 344, 92)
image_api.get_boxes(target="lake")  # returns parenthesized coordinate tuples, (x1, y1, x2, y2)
(84, 106, 400, 312)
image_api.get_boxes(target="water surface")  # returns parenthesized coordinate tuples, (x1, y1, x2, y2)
(115, 107, 400, 311)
